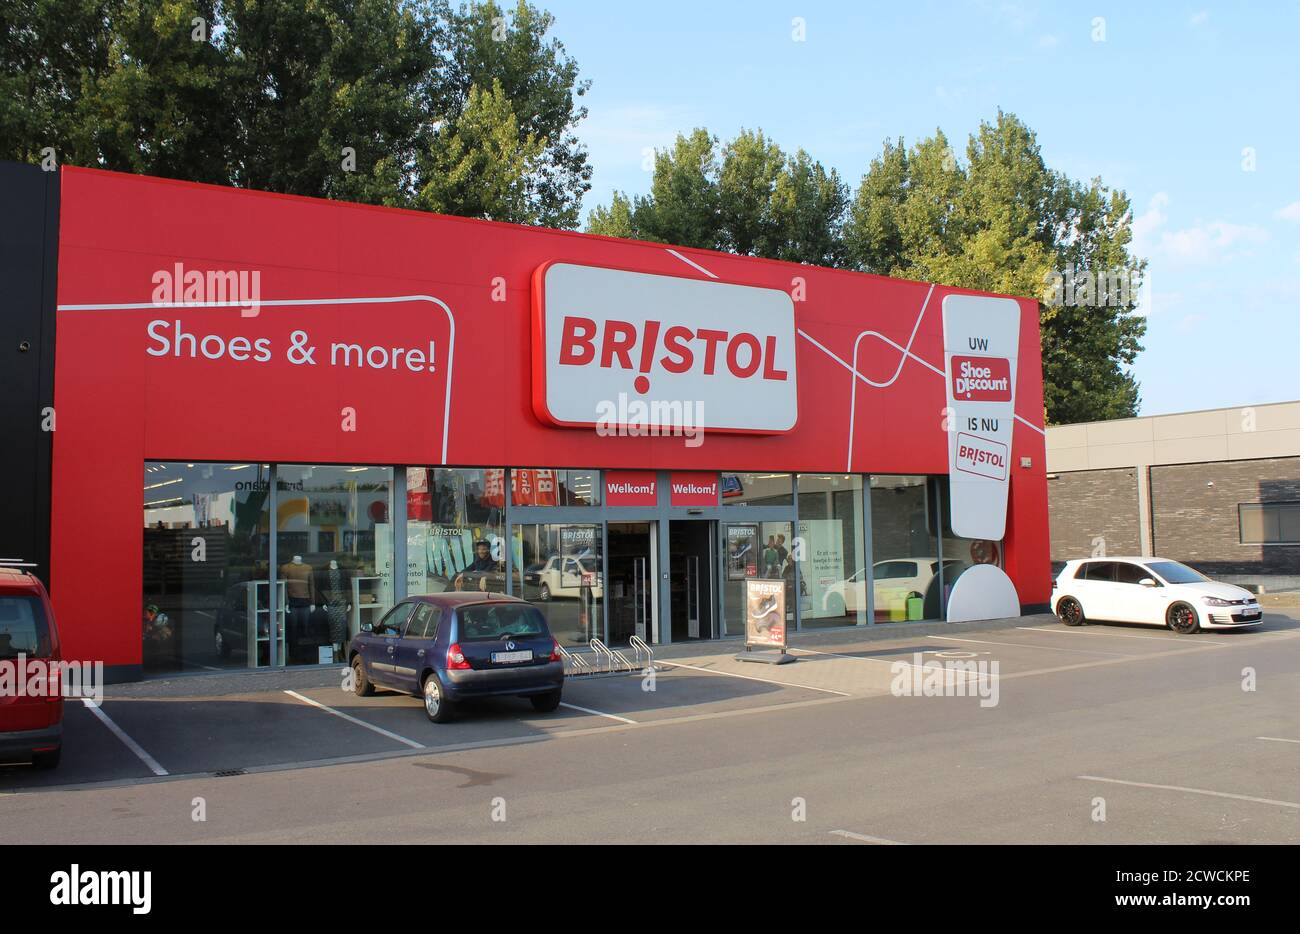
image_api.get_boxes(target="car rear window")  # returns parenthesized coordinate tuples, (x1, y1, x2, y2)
(457, 603, 548, 642)
(0, 596, 51, 659)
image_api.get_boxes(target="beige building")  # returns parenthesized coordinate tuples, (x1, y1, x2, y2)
(1046, 400, 1300, 592)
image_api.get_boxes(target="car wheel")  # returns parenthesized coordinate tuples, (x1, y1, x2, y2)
(824, 592, 846, 618)
(1167, 602, 1201, 634)
(32, 748, 61, 770)
(215, 630, 231, 658)
(422, 673, 455, 723)
(530, 689, 562, 713)
(1057, 596, 1086, 626)
(539, 583, 551, 602)
(351, 655, 375, 696)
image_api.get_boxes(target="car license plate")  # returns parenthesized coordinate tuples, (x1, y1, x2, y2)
(1241, 610, 1261, 620)
(492, 650, 532, 664)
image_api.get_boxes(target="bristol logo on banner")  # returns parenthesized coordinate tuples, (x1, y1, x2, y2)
(532, 262, 798, 433)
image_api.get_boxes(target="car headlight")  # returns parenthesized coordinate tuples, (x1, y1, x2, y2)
(1201, 596, 1235, 607)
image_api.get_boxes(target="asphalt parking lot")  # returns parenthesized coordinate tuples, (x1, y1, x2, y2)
(3, 609, 1299, 844)
(3, 610, 1296, 791)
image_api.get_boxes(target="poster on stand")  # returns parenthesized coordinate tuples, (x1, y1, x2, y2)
(745, 578, 786, 649)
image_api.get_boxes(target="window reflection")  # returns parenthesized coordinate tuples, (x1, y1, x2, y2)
(510, 469, 600, 506)
(275, 465, 393, 665)
(406, 468, 506, 596)
(869, 476, 943, 622)
(512, 523, 603, 647)
(142, 462, 272, 672)
(797, 475, 868, 627)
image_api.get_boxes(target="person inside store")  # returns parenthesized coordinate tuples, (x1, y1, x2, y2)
(454, 540, 498, 591)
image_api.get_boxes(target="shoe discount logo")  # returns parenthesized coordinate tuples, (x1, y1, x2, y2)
(950, 355, 1012, 402)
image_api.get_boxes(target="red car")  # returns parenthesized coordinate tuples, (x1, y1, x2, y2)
(0, 567, 63, 769)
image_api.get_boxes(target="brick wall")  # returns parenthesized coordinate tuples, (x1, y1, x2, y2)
(1150, 456, 1300, 576)
(1047, 467, 1140, 560)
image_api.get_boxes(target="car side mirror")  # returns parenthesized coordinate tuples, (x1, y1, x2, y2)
(1139, 578, 1157, 588)
(361, 622, 374, 632)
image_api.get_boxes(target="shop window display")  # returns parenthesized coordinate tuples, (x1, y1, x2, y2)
(869, 475, 944, 622)
(275, 465, 393, 664)
(512, 523, 603, 647)
(796, 474, 868, 627)
(142, 462, 272, 672)
(406, 468, 507, 596)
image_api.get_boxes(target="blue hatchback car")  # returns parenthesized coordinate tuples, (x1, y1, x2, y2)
(348, 592, 564, 722)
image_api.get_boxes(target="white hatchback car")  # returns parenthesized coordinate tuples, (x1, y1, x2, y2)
(1051, 557, 1263, 634)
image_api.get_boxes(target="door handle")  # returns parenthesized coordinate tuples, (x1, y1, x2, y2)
(417, 649, 425, 657)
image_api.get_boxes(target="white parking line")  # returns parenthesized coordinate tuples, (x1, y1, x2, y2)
(1077, 775, 1300, 810)
(1258, 736, 1300, 745)
(929, 634, 1136, 657)
(1018, 626, 1224, 646)
(81, 699, 168, 776)
(830, 829, 908, 845)
(559, 702, 637, 725)
(284, 690, 425, 749)
(658, 660, 852, 696)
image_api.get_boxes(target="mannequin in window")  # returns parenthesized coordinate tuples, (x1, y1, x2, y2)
(280, 555, 315, 658)
(314, 559, 352, 661)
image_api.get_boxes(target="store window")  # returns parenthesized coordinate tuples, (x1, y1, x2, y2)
(869, 475, 943, 622)
(722, 520, 794, 637)
(510, 469, 600, 506)
(721, 472, 792, 506)
(797, 475, 868, 627)
(935, 476, 1003, 618)
(1239, 502, 1300, 544)
(142, 462, 272, 672)
(512, 523, 603, 647)
(406, 468, 506, 597)
(275, 465, 393, 665)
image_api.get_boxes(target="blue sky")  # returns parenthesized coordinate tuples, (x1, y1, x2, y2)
(542, 0, 1300, 418)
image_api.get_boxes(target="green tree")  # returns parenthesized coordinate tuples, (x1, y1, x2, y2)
(587, 127, 847, 265)
(415, 78, 545, 222)
(440, 0, 591, 227)
(1, 0, 592, 227)
(845, 112, 1144, 423)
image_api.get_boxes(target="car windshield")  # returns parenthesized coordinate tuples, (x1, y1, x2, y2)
(1145, 561, 1208, 585)
(458, 603, 548, 642)
(0, 595, 51, 659)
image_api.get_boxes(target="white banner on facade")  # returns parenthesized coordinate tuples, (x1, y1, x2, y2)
(942, 294, 1021, 541)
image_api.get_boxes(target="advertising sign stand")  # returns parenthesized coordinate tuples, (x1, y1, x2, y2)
(736, 577, 795, 665)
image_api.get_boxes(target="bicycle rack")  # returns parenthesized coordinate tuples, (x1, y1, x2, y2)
(557, 638, 653, 678)
(556, 644, 590, 677)
(629, 635, 656, 672)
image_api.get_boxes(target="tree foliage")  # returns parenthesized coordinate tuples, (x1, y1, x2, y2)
(0, 0, 591, 226)
(844, 112, 1145, 423)
(589, 113, 1144, 423)
(588, 127, 847, 266)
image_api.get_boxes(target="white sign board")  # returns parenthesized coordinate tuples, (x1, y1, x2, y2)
(533, 262, 798, 433)
(942, 294, 1021, 541)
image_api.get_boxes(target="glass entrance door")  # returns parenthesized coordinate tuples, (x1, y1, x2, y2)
(669, 520, 715, 640)
(607, 522, 656, 645)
